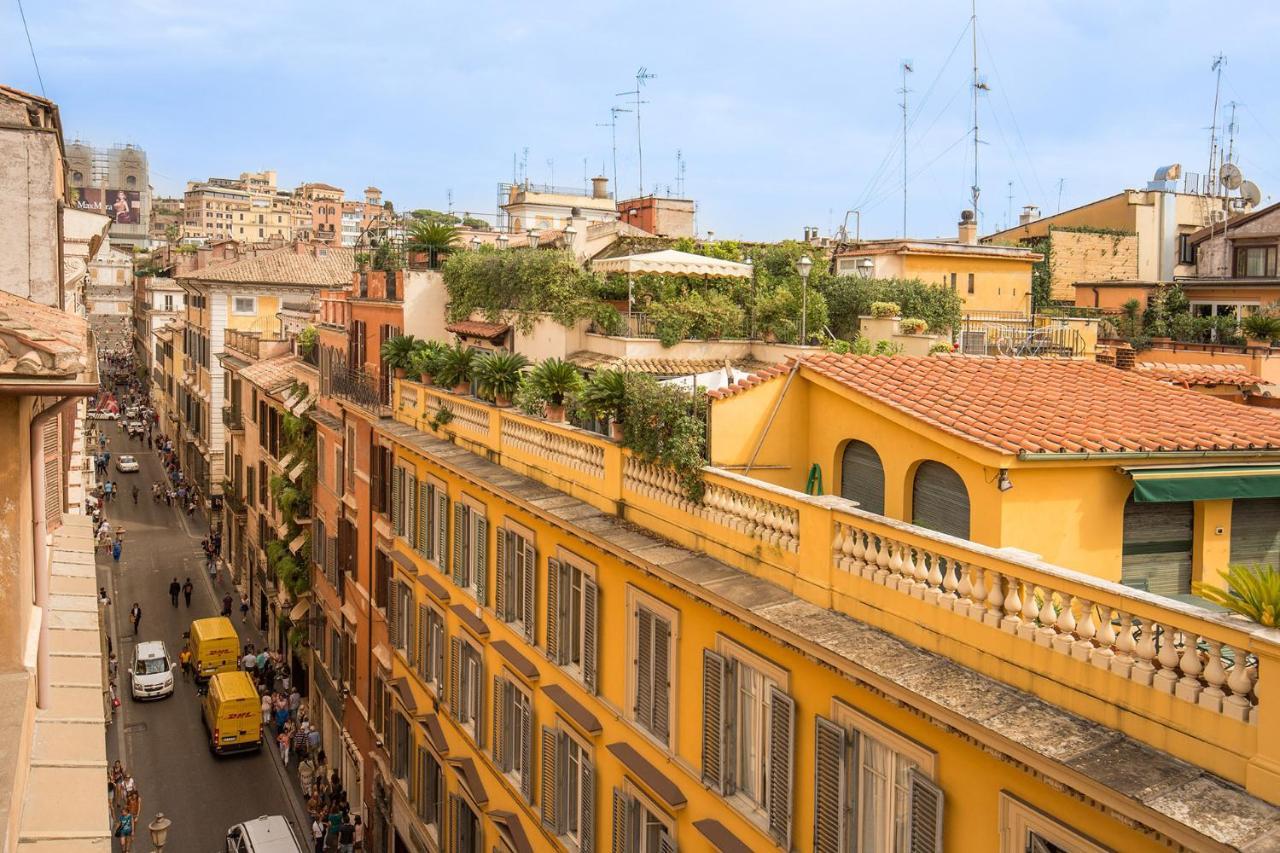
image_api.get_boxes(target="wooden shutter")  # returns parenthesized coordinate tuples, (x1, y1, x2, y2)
(611, 788, 630, 853)
(635, 607, 653, 730)
(582, 575, 599, 694)
(701, 649, 727, 791)
(492, 675, 506, 768)
(41, 417, 60, 523)
(432, 614, 445, 695)
(521, 542, 536, 643)
(405, 472, 417, 543)
(390, 466, 403, 534)
(388, 580, 401, 648)
(474, 515, 488, 605)
(436, 490, 449, 565)
(657, 833, 676, 853)
(540, 727, 559, 830)
(519, 695, 533, 802)
(652, 616, 671, 743)
(840, 440, 885, 515)
(907, 770, 945, 853)
(546, 558, 561, 662)
(416, 604, 429, 679)
(473, 647, 485, 748)
(495, 529, 509, 620)
(417, 482, 430, 556)
(447, 793, 460, 852)
(452, 502, 466, 586)
(768, 685, 795, 849)
(813, 716, 848, 853)
(1231, 498, 1280, 569)
(911, 461, 971, 539)
(1122, 496, 1194, 595)
(448, 637, 462, 714)
(404, 592, 416, 664)
(581, 761, 595, 853)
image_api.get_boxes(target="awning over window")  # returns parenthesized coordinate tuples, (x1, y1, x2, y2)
(1126, 464, 1280, 502)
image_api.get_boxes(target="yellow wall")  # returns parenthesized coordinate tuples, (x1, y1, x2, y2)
(224, 293, 283, 334)
(900, 253, 1034, 315)
(379, 430, 1171, 853)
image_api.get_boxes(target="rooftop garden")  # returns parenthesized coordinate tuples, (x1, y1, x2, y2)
(1105, 284, 1280, 350)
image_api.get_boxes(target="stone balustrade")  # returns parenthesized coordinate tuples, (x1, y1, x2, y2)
(831, 517, 1260, 725)
(424, 391, 490, 435)
(502, 418, 606, 479)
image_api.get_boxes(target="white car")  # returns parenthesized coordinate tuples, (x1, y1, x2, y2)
(116, 455, 139, 473)
(124, 406, 140, 419)
(88, 409, 118, 420)
(226, 815, 304, 853)
(130, 640, 175, 700)
(125, 421, 144, 436)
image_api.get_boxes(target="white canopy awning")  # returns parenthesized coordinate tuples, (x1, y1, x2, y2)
(593, 249, 753, 279)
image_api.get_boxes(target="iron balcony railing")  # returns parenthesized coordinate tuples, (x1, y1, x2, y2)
(330, 365, 384, 411)
(222, 405, 243, 431)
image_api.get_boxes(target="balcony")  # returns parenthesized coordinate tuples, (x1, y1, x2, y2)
(330, 366, 387, 414)
(222, 482, 247, 515)
(222, 405, 243, 431)
(225, 329, 262, 359)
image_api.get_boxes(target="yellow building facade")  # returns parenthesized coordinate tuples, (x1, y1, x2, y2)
(346, 375, 1280, 853)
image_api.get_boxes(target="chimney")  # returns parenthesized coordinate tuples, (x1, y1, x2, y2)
(591, 176, 609, 200)
(1113, 342, 1136, 371)
(957, 210, 977, 244)
(1019, 205, 1040, 226)
(197, 246, 212, 268)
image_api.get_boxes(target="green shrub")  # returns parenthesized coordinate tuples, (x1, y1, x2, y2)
(1242, 313, 1280, 342)
(819, 277, 961, 339)
(436, 343, 477, 388)
(474, 351, 530, 402)
(870, 301, 900, 318)
(444, 248, 604, 330)
(619, 374, 707, 500)
(577, 370, 629, 423)
(408, 339, 448, 381)
(528, 358, 584, 406)
(380, 334, 419, 370)
(899, 317, 928, 335)
(1194, 564, 1280, 627)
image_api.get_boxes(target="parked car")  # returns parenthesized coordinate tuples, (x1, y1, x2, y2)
(88, 409, 118, 420)
(116, 455, 139, 473)
(226, 815, 303, 853)
(124, 406, 140, 419)
(130, 640, 175, 700)
(125, 421, 144, 437)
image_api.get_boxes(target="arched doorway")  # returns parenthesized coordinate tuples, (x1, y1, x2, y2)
(911, 461, 971, 539)
(840, 440, 885, 515)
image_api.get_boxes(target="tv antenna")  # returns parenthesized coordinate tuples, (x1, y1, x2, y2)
(1224, 100, 1240, 168)
(447, 188, 453, 214)
(1206, 54, 1226, 195)
(1057, 177, 1064, 213)
(676, 149, 686, 198)
(596, 106, 631, 200)
(617, 67, 656, 196)
(899, 60, 913, 237)
(970, 0, 989, 228)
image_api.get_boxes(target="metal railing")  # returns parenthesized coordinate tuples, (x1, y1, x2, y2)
(330, 366, 384, 411)
(959, 318, 1087, 358)
(587, 311, 657, 338)
(222, 405, 243, 431)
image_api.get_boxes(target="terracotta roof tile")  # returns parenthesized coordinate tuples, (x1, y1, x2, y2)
(238, 354, 305, 395)
(568, 350, 765, 377)
(175, 243, 354, 286)
(1135, 361, 1263, 388)
(0, 291, 93, 381)
(715, 353, 1280, 456)
(445, 320, 510, 340)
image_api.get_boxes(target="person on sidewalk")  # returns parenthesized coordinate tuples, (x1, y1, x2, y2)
(337, 814, 355, 853)
(182, 578, 193, 607)
(240, 593, 250, 623)
(112, 539, 123, 564)
(276, 728, 290, 766)
(310, 816, 325, 853)
(221, 593, 233, 617)
(129, 602, 141, 634)
(168, 577, 180, 607)
(351, 815, 363, 852)
(298, 754, 316, 794)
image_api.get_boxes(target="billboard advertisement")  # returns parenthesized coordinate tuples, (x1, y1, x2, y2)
(70, 187, 141, 224)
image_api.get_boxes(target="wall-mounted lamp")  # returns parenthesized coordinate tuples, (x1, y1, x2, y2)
(997, 470, 1013, 492)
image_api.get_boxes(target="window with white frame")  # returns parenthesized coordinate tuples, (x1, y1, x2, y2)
(416, 604, 446, 697)
(414, 478, 446, 564)
(701, 639, 794, 847)
(492, 673, 533, 802)
(496, 523, 536, 642)
(451, 499, 488, 603)
(998, 793, 1107, 853)
(541, 724, 594, 850)
(811, 701, 942, 853)
(449, 636, 484, 744)
(628, 588, 676, 747)
(611, 782, 676, 853)
(232, 296, 256, 315)
(547, 553, 599, 693)
(387, 576, 414, 661)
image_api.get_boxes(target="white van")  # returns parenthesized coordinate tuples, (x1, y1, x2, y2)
(130, 640, 175, 700)
(226, 816, 303, 853)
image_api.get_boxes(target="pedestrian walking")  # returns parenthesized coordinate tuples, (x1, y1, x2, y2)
(311, 816, 325, 853)
(240, 593, 250, 623)
(182, 577, 193, 607)
(168, 577, 180, 607)
(338, 814, 355, 853)
(129, 602, 141, 634)
(298, 754, 316, 794)
(99, 587, 111, 606)
(112, 539, 122, 564)
(113, 811, 134, 851)
(277, 729, 290, 765)
(261, 694, 272, 728)
(242, 648, 256, 672)
(352, 815, 363, 851)
(221, 593, 233, 617)
(131, 484, 139, 505)
(179, 646, 191, 681)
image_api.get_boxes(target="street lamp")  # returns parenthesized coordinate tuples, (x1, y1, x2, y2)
(796, 255, 813, 344)
(527, 228, 540, 249)
(495, 233, 508, 249)
(149, 813, 172, 851)
(470, 237, 481, 250)
(855, 257, 874, 279)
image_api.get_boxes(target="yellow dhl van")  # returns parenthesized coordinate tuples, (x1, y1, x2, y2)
(189, 616, 238, 680)
(202, 671, 262, 754)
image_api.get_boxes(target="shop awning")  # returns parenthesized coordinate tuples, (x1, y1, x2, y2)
(1126, 464, 1280, 502)
(288, 595, 311, 622)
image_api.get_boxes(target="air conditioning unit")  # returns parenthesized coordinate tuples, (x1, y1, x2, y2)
(960, 330, 989, 355)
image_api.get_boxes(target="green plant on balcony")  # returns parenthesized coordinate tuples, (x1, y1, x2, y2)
(619, 373, 707, 501)
(436, 343, 478, 393)
(380, 334, 420, 374)
(474, 351, 530, 407)
(429, 404, 454, 432)
(406, 220, 459, 269)
(870, 301, 901, 318)
(578, 369, 629, 439)
(527, 358, 584, 422)
(1241, 312, 1280, 344)
(297, 325, 318, 355)
(408, 339, 448, 383)
(1194, 564, 1280, 627)
(898, 317, 928, 335)
(355, 252, 371, 270)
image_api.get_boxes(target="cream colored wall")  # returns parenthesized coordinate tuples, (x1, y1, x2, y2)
(0, 396, 34, 668)
(224, 294, 283, 334)
(901, 254, 1034, 314)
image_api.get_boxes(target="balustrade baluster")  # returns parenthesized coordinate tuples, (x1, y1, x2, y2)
(1175, 633, 1204, 704)
(1131, 618, 1157, 687)
(1051, 593, 1077, 655)
(940, 558, 959, 611)
(1111, 612, 1135, 678)
(1071, 599, 1097, 662)
(925, 552, 944, 605)
(1199, 641, 1227, 714)
(954, 562, 973, 618)
(1091, 605, 1116, 670)
(1153, 624, 1181, 694)
(983, 570, 1004, 627)
(969, 568, 988, 624)
(1000, 575, 1022, 634)
(1224, 647, 1255, 722)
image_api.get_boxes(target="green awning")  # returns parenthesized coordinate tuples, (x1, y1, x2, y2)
(1127, 464, 1280, 502)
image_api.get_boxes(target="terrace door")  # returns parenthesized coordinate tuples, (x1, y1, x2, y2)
(1121, 496, 1193, 596)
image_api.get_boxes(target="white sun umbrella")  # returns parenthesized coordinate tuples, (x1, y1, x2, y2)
(592, 249, 754, 313)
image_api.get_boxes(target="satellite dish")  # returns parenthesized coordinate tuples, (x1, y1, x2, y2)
(1241, 181, 1262, 207)
(1220, 162, 1243, 190)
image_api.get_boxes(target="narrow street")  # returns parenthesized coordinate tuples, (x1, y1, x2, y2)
(95, 418, 309, 851)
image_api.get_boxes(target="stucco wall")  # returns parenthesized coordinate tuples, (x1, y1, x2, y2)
(0, 123, 61, 306)
(1048, 230, 1138, 299)
(0, 396, 35, 668)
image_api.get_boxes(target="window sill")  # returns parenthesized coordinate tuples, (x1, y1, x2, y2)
(726, 792, 772, 839)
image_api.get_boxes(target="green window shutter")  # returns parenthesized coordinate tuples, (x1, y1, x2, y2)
(417, 482, 430, 556)
(907, 770, 945, 853)
(582, 576, 599, 694)
(700, 649, 727, 792)
(495, 528, 508, 620)
(492, 675, 505, 768)
(635, 607, 654, 731)
(405, 592, 416, 665)
(652, 615, 671, 743)
(391, 466, 403, 535)
(435, 489, 448, 565)
(519, 694, 533, 803)
(474, 515, 488, 606)
(452, 502, 465, 587)
(540, 726, 559, 831)
(813, 716, 848, 853)
(768, 685, 795, 849)
(416, 604, 428, 679)
(432, 615, 445, 696)
(522, 541, 536, 643)
(448, 636, 461, 715)
(388, 580, 400, 648)
(545, 558, 561, 662)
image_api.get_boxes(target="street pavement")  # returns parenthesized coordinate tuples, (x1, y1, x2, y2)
(96, 419, 311, 852)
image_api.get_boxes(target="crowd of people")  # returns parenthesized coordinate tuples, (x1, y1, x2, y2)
(108, 760, 142, 850)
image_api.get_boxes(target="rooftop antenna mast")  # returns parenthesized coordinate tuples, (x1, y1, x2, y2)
(900, 60, 913, 237)
(597, 106, 631, 201)
(617, 67, 656, 196)
(676, 149, 686, 197)
(1206, 54, 1226, 195)
(1224, 100, 1240, 167)
(970, 0, 988, 227)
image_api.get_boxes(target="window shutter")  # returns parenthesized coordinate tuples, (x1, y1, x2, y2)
(658, 832, 676, 853)
(768, 685, 795, 849)
(452, 502, 466, 586)
(447, 793, 459, 852)
(495, 528, 508, 619)
(416, 605, 428, 679)
(405, 593, 416, 664)
(519, 696, 533, 802)
(652, 616, 671, 743)
(492, 675, 506, 768)
(391, 466, 402, 533)
(41, 417, 60, 523)
(582, 576, 599, 694)
(907, 769, 944, 853)
(813, 716, 847, 853)
(448, 637, 461, 714)
(635, 607, 654, 730)
(388, 580, 401, 647)
(580, 760, 595, 853)
(611, 788, 629, 853)
(417, 482, 430, 556)
(473, 648, 485, 749)
(701, 649, 727, 791)
(474, 515, 488, 605)
(540, 726, 559, 831)
(522, 543, 536, 643)
(436, 491, 449, 565)
(545, 558, 561, 662)
(406, 472, 418, 544)
(432, 615, 445, 695)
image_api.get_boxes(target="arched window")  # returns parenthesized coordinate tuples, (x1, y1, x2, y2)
(840, 440, 884, 515)
(71, 171, 83, 184)
(126, 175, 137, 188)
(911, 462, 970, 539)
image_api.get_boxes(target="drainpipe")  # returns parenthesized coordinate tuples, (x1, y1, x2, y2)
(29, 394, 92, 709)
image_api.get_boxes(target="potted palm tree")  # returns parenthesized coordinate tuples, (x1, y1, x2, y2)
(406, 221, 459, 269)
(409, 340, 447, 384)
(380, 334, 419, 379)
(529, 358, 584, 422)
(1241, 313, 1280, 347)
(474, 351, 530, 407)
(436, 343, 478, 395)
(579, 369, 628, 440)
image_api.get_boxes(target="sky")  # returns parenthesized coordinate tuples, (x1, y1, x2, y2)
(5, 1, 1280, 242)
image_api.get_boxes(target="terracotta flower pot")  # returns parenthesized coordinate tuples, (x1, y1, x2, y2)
(495, 394, 512, 408)
(609, 421, 624, 442)
(393, 367, 406, 379)
(452, 382, 470, 395)
(544, 403, 566, 423)
(420, 373, 434, 385)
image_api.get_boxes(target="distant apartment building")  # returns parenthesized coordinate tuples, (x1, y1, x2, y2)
(617, 193, 696, 238)
(184, 170, 300, 243)
(342, 187, 390, 247)
(296, 182, 345, 244)
(149, 195, 184, 244)
(499, 177, 617, 233)
(133, 273, 185, 374)
(84, 240, 135, 353)
(64, 140, 152, 250)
